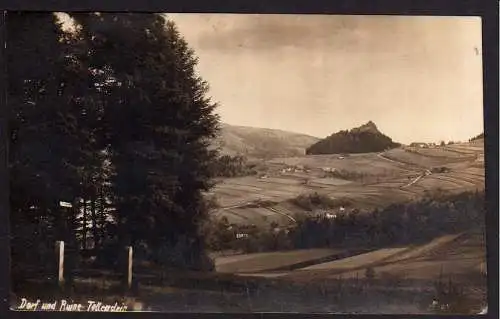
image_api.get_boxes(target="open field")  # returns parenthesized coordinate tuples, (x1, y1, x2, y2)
(328, 231, 486, 281)
(209, 139, 486, 290)
(213, 230, 486, 284)
(405, 147, 474, 159)
(212, 142, 484, 227)
(11, 270, 484, 314)
(300, 248, 408, 271)
(12, 229, 487, 314)
(215, 249, 341, 273)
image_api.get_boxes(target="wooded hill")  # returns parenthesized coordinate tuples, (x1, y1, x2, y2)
(306, 121, 400, 155)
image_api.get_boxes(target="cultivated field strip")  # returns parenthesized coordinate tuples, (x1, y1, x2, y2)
(409, 147, 474, 159)
(429, 175, 478, 187)
(270, 205, 297, 218)
(309, 178, 353, 186)
(218, 183, 305, 195)
(372, 181, 408, 188)
(282, 232, 485, 282)
(358, 237, 485, 279)
(444, 172, 485, 185)
(349, 258, 483, 280)
(384, 148, 434, 163)
(394, 186, 424, 198)
(242, 207, 275, 218)
(267, 207, 297, 223)
(462, 168, 485, 176)
(256, 177, 305, 186)
(445, 145, 484, 154)
(224, 209, 253, 221)
(300, 248, 409, 271)
(418, 232, 485, 260)
(404, 177, 456, 190)
(269, 154, 409, 175)
(382, 234, 465, 263)
(217, 212, 251, 224)
(419, 175, 474, 188)
(215, 249, 341, 273)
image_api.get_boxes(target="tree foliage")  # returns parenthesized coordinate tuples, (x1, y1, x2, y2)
(9, 12, 221, 275)
(211, 154, 259, 178)
(8, 12, 91, 274)
(469, 132, 484, 142)
(306, 122, 400, 155)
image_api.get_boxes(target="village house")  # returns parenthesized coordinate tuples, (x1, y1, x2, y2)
(409, 142, 429, 148)
(281, 166, 294, 173)
(325, 213, 337, 219)
(294, 164, 305, 172)
(236, 233, 249, 239)
(234, 224, 257, 239)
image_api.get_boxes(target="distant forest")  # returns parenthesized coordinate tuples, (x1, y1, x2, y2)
(469, 132, 484, 142)
(206, 190, 485, 253)
(211, 155, 261, 178)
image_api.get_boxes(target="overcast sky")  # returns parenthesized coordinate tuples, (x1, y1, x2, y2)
(166, 14, 483, 144)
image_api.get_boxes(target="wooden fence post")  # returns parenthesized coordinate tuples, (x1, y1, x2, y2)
(55, 241, 64, 290)
(125, 246, 133, 290)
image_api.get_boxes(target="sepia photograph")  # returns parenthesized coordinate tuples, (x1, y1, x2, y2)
(7, 12, 488, 314)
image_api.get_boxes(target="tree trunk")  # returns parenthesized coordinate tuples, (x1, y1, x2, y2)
(82, 198, 87, 250)
(65, 203, 79, 288)
(91, 194, 98, 250)
(98, 187, 106, 249)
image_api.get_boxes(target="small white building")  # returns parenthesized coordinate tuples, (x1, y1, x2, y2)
(325, 213, 337, 219)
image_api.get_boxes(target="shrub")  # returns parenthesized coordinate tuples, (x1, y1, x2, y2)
(290, 192, 350, 211)
(431, 167, 451, 174)
(325, 169, 370, 181)
(211, 155, 259, 178)
(365, 267, 376, 280)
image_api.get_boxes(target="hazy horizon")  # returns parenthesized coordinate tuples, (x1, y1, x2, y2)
(167, 14, 484, 144)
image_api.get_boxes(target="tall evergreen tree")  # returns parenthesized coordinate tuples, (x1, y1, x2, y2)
(8, 12, 72, 270)
(72, 13, 220, 270)
(7, 12, 106, 277)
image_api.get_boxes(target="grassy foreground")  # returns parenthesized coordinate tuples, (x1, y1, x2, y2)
(11, 257, 486, 314)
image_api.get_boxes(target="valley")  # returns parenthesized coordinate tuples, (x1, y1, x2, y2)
(212, 141, 484, 227)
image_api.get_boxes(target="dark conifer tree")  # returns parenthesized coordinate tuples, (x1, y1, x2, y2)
(7, 13, 67, 279)
(7, 12, 108, 279)
(72, 13, 220, 270)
